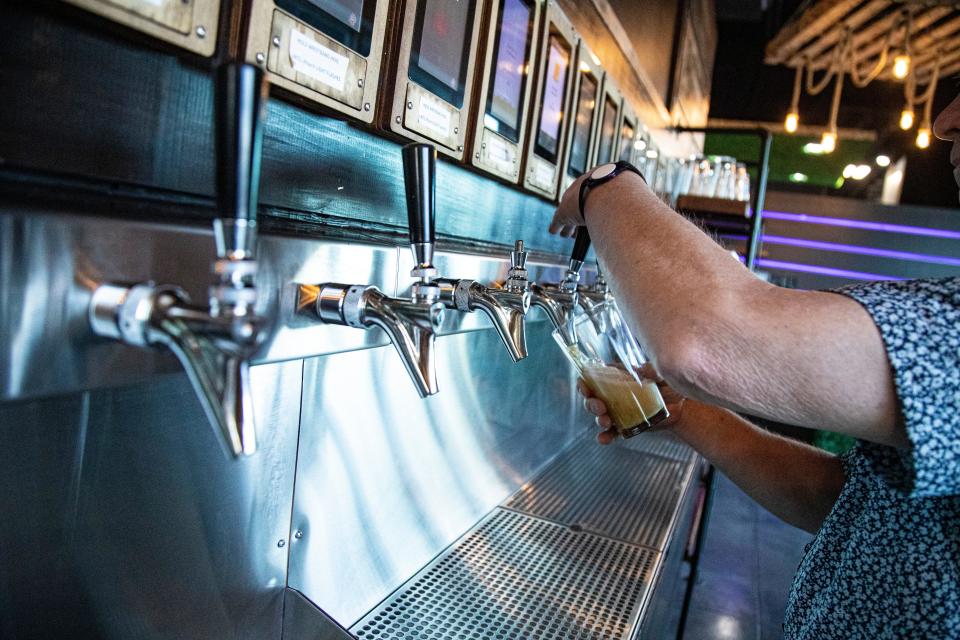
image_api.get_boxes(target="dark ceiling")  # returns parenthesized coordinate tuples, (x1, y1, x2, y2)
(708, 0, 958, 208)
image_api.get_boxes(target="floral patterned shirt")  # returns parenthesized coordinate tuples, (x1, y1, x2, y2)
(784, 277, 960, 640)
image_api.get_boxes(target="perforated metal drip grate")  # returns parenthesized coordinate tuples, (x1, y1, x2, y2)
(351, 508, 658, 640)
(621, 431, 696, 463)
(503, 439, 688, 550)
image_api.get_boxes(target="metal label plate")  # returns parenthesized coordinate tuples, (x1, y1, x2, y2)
(99, 0, 193, 33)
(476, 127, 520, 182)
(268, 10, 367, 110)
(63, 0, 218, 56)
(402, 82, 461, 151)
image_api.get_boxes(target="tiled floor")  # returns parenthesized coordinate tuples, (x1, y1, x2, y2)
(682, 472, 813, 640)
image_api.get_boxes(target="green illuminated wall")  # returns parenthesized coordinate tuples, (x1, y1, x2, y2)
(704, 132, 875, 189)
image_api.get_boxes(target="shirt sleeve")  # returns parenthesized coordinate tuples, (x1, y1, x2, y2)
(834, 277, 960, 498)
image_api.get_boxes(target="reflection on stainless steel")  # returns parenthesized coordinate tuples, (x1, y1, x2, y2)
(87, 63, 269, 457)
(0, 360, 302, 639)
(288, 326, 589, 626)
(436, 240, 532, 362)
(282, 589, 354, 640)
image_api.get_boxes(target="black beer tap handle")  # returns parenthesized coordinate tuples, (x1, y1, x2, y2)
(401, 143, 437, 249)
(571, 228, 591, 264)
(216, 62, 266, 225)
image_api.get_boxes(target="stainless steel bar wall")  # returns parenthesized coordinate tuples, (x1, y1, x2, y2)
(0, 208, 592, 637)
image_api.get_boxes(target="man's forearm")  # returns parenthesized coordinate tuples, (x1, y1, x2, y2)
(583, 174, 904, 448)
(673, 401, 846, 533)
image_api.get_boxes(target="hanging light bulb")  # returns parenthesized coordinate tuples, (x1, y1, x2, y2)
(894, 9, 913, 81)
(820, 130, 837, 154)
(916, 128, 931, 149)
(785, 65, 803, 134)
(818, 71, 842, 155)
(900, 108, 915, 130)
(893, 54, 911, 80)
(784, 111, 799, 133)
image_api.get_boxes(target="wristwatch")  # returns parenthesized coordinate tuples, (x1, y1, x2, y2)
(578, 161, 645, 220)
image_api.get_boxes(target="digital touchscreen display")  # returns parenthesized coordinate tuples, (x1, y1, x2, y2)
(566, 73, 598, 177)
(485, 0, 534, 142)
(535, 36, 571, 163)
(409, 0, 476, 108)
(619, 121, 635, 162)
(277, 0, 374, 55)
(597, 95, 618, 164)
(308, 0, 363, 31)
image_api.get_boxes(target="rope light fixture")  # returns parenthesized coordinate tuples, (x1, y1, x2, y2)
(914, 49, 943, 149)
(780, 7, 943, 152)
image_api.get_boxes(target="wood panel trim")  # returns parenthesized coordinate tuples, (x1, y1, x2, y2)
(765, 0, 864, 64)
(585, 0, 671, 124)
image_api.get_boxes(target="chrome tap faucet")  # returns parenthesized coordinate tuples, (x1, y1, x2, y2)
(529, 228, 592, 344)
(577, 267, 613, 334)
(436, 239, 531, 362)
(297, 143, 444, 397)
(88, 62, 268, 457)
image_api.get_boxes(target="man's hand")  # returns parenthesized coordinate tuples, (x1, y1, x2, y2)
(548, 173, 589, 238)
(577, 365, 686, 445)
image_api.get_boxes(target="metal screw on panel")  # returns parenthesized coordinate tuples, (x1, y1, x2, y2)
(395, 116, 402, 123)
(407, 101, 413, 109)
(358, 78, 364, 88)
(294, 530, 304, 539)
(256, 52, 266, 64)
(277, 539, 286, 548)
(364, 103, 371, 111)
(195, 25, 207, 38)
(457, 145, 463, 152)
(475, 153, 480, 159)
(454, 127, 459, 134)
(481, 143, 486, 149)
(272, 36, 281, 47)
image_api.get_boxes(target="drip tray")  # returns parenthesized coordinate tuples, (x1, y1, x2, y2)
(621, 431, 696, 464)
(503, 438, 690, 550)
(351, 508, 658, 640)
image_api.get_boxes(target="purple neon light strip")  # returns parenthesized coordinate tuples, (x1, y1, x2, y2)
(762, 210, 960, 240)
(756, 259, 905, 281)
(757, 235, 960, 267)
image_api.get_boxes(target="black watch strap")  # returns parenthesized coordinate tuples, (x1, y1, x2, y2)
(578, 161, 645, 220)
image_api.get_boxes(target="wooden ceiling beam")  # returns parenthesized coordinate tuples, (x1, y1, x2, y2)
(765, 0, 863, 65)
(882, 14, 960, 76)
(806, 5, 951, 71)
(940, 60, 960, 78)
(787, 0, 891, 66)
(906, 47, 960, 86)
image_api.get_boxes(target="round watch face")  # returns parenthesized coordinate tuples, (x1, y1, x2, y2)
(590, 163, 618, 180)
